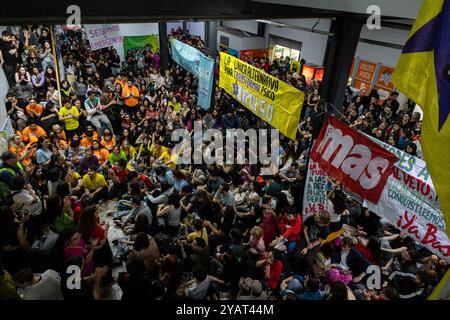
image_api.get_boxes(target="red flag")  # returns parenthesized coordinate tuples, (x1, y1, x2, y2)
(310, 115, 397, 204)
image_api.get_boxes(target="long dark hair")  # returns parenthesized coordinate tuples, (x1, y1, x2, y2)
(77, 205, 97, 240)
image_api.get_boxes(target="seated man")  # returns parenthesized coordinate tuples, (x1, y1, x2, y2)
(331, 237, 371, 283)
(50, 124, 67, 142)
(12, 268, 64, 300)
(79, 147, 99, 175)
(21, 122, 46, 143)
(84, 91, 114, 136)
(81, 165, 108, 204)
(80, 125, 99, 148)
(25, 98, 44, 121)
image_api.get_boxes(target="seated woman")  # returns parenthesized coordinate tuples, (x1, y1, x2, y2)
(63, 231, 96, 278)
(255, 249, 284, 291)
(120, 139, 136, 162)
(77, 205, 113, 286)
(108, 145, 128, 166)
(156, 193, 182, 236)
(91, 140, 110, 168)
(100, 128, 117, 152)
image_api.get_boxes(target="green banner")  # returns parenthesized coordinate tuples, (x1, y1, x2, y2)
(123, 35, 159, 54)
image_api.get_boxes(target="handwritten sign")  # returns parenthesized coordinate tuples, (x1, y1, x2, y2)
(303, 157, 329, 219)
(85, 24, 123, 51)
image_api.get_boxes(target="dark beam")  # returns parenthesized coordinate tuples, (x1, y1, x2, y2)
(0, 0, 252, 24)
(321, 16, 364, 114)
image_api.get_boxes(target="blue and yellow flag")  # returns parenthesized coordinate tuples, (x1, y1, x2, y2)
(392, 0, 450, 300)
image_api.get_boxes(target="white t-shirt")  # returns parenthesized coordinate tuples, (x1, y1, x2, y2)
(326, 199, 341, 223)
(13, 189, 43, 216)
(340, 250, 350, 271)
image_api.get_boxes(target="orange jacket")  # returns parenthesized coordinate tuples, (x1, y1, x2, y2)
(93, 148, 110, 165)
(101, 136, 117, 152)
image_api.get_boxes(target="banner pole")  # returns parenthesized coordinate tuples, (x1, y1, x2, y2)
(50, 26, 62, 107)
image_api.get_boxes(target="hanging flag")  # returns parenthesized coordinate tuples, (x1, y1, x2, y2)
(392, 0, 450, 239)
(392, 0, 450, 300)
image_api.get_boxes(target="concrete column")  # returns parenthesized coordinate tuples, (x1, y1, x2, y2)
(158, 22, 169, 73)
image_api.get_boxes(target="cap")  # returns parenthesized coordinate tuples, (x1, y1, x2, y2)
(1, 151, 17, 162)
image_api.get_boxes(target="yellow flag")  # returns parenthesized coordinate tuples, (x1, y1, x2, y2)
(392, 0, 450, 300)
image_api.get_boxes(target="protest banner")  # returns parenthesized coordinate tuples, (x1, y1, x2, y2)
(363, 136, 450, 262)
(219, 52, 304, 140)
(171, 38, 214, 109)
(310, 115, 397, 204)
(85, 24, 123, 51)
(303, 155, 329, 219)
(123, 35, 159, 54)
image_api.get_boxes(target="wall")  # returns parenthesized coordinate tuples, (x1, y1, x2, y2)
(255, 0, 422, 20)
(222, 20, 259, 34)
(265, 18, 331, 65)
(167, 21, 183, 33)
(217, 29, 266, 53)
(355, 26, 410, 67)
(186, 22, 205, 39)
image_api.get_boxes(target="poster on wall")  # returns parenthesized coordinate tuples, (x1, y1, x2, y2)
(375, 65, 396, 101)
(85, 24, 123, 51)
(353, 60, 377, 93)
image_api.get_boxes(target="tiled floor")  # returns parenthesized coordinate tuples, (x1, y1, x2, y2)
(98, 200, 126, 300)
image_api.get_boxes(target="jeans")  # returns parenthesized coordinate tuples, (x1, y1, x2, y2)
(116, 236, 132, 258)
(89, 114, 114, 136)
(287, 277, 304, 293)
(113, 209, 131, 220)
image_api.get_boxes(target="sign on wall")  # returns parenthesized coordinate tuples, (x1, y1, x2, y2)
(353, 60, 377, 92)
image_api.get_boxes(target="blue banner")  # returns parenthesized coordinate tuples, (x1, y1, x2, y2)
(170, 38, 214, 109)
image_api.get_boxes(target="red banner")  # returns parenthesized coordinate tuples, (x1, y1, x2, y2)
(310, 115, 397, 203)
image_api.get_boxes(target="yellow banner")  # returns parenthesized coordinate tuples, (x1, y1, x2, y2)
(219, 52, 304, 140)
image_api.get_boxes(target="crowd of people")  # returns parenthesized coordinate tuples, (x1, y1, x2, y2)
(0, 25, 447, 301)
